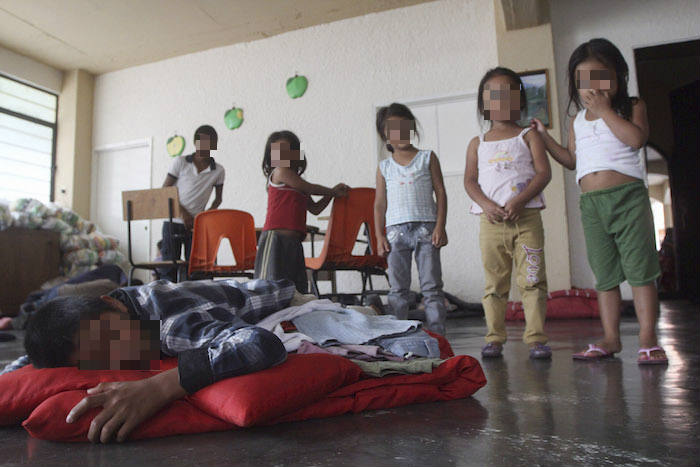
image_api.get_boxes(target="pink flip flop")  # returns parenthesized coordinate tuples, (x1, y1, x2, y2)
(573, 344, 615, 361)
(637, 346, 668, 365)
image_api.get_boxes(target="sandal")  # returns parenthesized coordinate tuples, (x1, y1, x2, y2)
(573, 344, 615, 361)
(637, 346, 668, 365)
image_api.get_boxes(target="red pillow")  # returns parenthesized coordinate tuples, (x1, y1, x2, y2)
(23, 390, 234, 442)
(189, 353, 362, 426)
(0, 359, 178, 425)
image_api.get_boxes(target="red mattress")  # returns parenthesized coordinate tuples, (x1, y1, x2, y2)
(0, 333, 486, 442)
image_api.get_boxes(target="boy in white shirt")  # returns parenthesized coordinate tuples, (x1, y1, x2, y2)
(161, 125, 225, 281)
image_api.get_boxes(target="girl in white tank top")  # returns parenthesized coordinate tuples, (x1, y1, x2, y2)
(465, 67, 553, 360)
(532, 38, 666, 365)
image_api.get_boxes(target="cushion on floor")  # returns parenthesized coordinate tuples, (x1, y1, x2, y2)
(506, 288, 600, 321)
(4, 333, 486, 442)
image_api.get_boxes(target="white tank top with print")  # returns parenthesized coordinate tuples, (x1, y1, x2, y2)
(470, 127, 545, 214)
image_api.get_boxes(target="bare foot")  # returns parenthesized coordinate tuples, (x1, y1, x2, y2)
(0, 317, 13, 330)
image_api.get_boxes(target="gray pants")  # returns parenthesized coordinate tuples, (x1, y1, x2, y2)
(386, 222, 447, 335)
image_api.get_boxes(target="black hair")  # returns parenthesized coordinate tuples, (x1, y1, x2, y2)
(375, 103, 420, 152)
(262, 130, 307, 178)
(476, 67, 527, 126)
(194, 125, 218, 145)
(24, 296, 118, 368)
(567, 38, 637, 119)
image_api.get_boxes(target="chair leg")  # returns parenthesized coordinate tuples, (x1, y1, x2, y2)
(311, 270, 320, 298)
(128, 267, 135, 286)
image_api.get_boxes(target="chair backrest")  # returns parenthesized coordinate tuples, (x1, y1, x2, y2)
(122, 187, 180, 221)
(312, 187, 386, 267)
(188, 209, 257, 274)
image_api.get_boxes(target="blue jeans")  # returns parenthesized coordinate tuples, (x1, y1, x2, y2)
(386, 221, 447, 335)
(161, 221, 192, 281)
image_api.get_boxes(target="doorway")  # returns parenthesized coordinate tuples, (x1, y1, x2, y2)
(634, 39, 700, 302)
(91, 138, 152, 284)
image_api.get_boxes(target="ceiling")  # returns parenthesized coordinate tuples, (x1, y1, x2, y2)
(0, 0, 434, 75)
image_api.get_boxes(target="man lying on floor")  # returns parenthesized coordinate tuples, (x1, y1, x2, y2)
(1, 278, 296, 443)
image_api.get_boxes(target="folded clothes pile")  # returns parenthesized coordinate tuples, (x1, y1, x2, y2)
(257, 298, 443, 376)
(3, 198, 127, 278)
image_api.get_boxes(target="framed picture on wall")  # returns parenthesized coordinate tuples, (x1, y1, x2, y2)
(517, 69, 552, 129)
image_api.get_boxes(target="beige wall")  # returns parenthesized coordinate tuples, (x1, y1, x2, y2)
(493, 0, 572, 294)
(54, 69, 94, 218)
(0, 45, 63, 93)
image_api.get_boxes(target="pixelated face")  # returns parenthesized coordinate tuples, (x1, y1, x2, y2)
(575, 58, 617, 95)
(483, 75, 522, 121)
(195, 134, 217, 154)
(270, 140, 304, 169)
(77, 311, 161, 370)
(385, 116, 415, 148)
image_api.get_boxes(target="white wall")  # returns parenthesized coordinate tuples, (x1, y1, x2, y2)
(550, 0, 700, 298)
(0, 45, 63, 93)
(92, 0, 502, 301)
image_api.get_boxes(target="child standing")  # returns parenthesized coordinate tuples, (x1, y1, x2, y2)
(254, 131, 349, 294)
(464, 67, 552, 359)
(531, 38, 666, 364)
(374, 103, 449, 335)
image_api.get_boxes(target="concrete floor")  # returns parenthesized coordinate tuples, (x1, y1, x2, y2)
(0, 300, 698, 467)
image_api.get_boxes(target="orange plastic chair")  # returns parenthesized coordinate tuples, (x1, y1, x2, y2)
(188, 209, 257, 279)
(306, 187, 388, 299)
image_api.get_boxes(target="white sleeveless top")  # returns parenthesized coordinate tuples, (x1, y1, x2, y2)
(573, 109, 645, 183)
(470, 127, 545, 214)
(379, 149, 437, 226)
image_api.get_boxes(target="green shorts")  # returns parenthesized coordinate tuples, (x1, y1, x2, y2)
(580, 181, 660, 291)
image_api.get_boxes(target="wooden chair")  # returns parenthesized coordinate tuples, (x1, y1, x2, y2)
(122, 187, 187, 285)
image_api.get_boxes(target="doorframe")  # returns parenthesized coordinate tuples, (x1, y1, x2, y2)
(90, 137, 153, 260)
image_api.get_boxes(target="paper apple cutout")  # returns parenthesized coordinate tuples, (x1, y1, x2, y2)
(286, 74, 308, 99)
(166, 134, 185, 157)
(224, 106, 244, 130)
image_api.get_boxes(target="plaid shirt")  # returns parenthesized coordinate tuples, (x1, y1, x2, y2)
(1, 278, 295, 394)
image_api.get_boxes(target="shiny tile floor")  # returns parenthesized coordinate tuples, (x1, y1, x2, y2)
(1, 300, 698, 467)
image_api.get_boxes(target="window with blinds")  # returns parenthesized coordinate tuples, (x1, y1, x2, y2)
(0, 74, 58, 204)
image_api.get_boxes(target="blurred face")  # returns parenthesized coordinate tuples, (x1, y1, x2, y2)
(483, 74, 522, 121)
(195, 134, 216, 157)
(270, 140, 303, 169)
(575, 58, 618, 98)
(385, 116, 414, 149)
(73, 299, 160, 370)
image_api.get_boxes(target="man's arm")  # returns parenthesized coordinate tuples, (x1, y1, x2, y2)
(209, 184, 223, 210)
(67, 366, 186, 443)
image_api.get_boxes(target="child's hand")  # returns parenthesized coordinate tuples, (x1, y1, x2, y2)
(582, 89, 611, 115)
(530, 118, 547, 134)
(376, 235, 391, 257)
(431, 226, 448, 248)
(332, 183, 350, 198)
(483, 202, 507, 224)
(504, 199, 525, 222)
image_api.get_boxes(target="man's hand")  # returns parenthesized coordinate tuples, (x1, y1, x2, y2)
(181, 210, 194, 230)
(377, 235, 391, 257)
(504, 198, 525, 222)
(66, 369, 186, 443)
(483, 201, 507, 224)
(431, 226, 448, 248)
